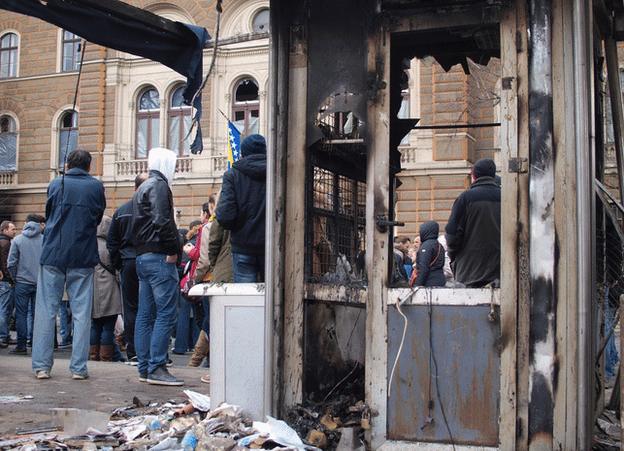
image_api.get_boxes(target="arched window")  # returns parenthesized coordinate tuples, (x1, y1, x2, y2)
(0, 33, 18, 78)
(232, 78, 260, 137)
(252, 9, 270, 33)
(168, 85, 191, 156)
(0, 115, 17, 171)
(58, 110, 78, 169)
(61, 30, 82, 72)
(136, 87, 160, 159)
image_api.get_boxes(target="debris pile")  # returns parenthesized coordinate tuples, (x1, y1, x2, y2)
(593, 409, 621, 451)
(0, 390, 326, 451)
(285, 397, 369, 451)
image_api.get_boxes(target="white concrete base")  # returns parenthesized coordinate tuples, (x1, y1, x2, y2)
(378, 441, 498, 451)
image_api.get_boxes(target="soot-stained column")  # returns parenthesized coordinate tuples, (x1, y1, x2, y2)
(528, 0, 556, 447)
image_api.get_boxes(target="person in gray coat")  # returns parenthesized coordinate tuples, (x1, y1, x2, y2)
(90, 216, 122, 362)
(7, 215, 44, 354)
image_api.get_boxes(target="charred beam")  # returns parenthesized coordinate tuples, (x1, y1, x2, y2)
(528, 0, 557, 447)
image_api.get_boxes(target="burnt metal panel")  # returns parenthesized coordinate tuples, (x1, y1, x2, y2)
(303, 301, 366, 401)
(387, 305, 500, 446)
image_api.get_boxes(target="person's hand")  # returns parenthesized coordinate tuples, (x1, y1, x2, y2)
(166, 254, 177, 264)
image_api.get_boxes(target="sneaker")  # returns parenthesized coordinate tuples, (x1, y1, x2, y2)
(166, 358, 173, 367)
(138, 372, 148, 382)
(26, 340, 32, 348)
(9, 347, 27, 355)
(58, 342, 72, 350)
(125, 356, 138, 366)
(36, 370, 50, 379)
(146, 367, 184, 386)
(71, 373, 89, 380)
(0, 340, 8, 349)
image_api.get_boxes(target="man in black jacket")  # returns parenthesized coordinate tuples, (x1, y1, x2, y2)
(0, 221, 16, 347)
(107, 173, 147, 364)
(216, 134, 266, 282)
(130, 149, 183, 386)
(445, 158, 501, 287)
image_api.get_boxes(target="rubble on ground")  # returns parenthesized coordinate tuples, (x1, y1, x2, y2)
(593, 409, 621, 451)
(0, 390, 329, 451)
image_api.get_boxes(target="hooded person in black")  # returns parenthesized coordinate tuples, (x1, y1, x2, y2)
(445, 158, 501, 287)
(413, 221, 446, 287)
(216, 134, 266, 283)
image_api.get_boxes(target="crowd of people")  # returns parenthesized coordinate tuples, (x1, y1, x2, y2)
(392, 157, 501, 288)
(0, 133, 267, 386)
(0, 140, 498, 384)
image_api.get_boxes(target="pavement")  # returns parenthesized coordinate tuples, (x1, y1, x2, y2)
(0, 347, 209, 437)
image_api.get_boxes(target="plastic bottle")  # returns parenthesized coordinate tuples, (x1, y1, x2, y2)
(180, 429, 198, 451)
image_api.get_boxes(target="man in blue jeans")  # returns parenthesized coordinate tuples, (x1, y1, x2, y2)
(32, 149, 105, 380)
(216, 134, 266, 282)
(7, 215, 44, 354)
(131, 148, 183, 386)
(0, 220, 16, 347)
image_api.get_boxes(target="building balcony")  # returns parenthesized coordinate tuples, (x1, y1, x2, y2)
(0, 171, 16, 188)
(114, 155, 228, 181)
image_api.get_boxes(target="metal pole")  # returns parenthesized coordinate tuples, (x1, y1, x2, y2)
(572, 0, 593, 447)
(528, 0, 556, 447)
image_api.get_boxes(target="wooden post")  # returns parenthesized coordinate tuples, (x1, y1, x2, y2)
(282, 21, 308, 410)
(365, 26, 391, 450)
(499, 4, 519, 449)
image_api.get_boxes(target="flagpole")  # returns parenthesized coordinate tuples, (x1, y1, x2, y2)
(218, 109, 231, 123)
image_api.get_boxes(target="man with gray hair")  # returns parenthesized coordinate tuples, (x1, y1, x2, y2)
(131, 148, 183, 386)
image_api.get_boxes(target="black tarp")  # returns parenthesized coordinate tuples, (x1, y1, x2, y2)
(0, 0, 210, 153)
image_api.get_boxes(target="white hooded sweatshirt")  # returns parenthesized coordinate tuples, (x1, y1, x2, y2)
(148, 147, 177, 185)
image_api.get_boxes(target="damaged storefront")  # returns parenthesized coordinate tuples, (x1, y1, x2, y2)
(265, 0, 622, 449)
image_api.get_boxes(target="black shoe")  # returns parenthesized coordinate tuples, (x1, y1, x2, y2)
(146, 367, 184, 386)
(9, 347, 27, 355)
(0, 340, 8, 349)
(26, 340, 32, 348)
(139, 372, 147, 382)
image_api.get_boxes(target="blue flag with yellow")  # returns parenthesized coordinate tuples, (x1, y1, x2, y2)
(227, 121, 241, 169)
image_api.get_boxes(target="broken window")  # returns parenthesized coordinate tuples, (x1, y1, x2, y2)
(136, 87, 160, 159)
(168, 84, 192, 156)
(58, 110, 78, 169)
(306, 165, 366, 284)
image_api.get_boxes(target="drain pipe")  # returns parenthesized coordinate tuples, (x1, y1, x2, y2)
(572, 0, 593, 447)
(527, 0, 556, 447)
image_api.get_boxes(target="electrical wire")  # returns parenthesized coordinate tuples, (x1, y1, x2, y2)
(388, 287, 420, 398)
(185, 0, 223, 143)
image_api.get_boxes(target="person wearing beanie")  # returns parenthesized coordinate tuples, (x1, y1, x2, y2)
(216, 134, 267, 282)
(445, 158, 501, 287)
(130, 148, 184, 386)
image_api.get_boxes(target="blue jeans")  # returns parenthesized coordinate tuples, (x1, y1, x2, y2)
(135, 253, 179, 375)
(58, 301, 72, 345)
(14, 282, 36, 349)
(174, 293, 199, 353)
(32, 265, 94, 376)
(232, 253, 265, 283)
(0, 281, 14, 341)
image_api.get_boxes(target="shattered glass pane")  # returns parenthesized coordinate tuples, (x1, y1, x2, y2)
(0, 132, 16, 171)
(139, 89, 160, 111)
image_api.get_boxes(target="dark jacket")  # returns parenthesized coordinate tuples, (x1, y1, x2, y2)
(414, 221, 446, 287)
(107, 199, 136, 269)
(131, 170, 179, 256)
(216, 154, 266, 256)
(41, 168, 106, 269)
(93, 216, 122, 319)
(0, 234, 13, 284)
(207, 219, 232, 283)
(445, 176, 501, 287)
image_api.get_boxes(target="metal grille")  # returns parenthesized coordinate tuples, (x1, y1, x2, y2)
(306, 166, 366, 283)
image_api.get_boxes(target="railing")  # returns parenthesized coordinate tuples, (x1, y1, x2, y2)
(0, 171, 15, 187)
(115, 155, 228, 180)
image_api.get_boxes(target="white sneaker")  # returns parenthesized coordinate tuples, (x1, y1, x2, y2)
(71, 373, 89, 380)
(36, 370, 50, 379)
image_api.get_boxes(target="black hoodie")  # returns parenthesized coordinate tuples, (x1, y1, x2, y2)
(414, 221, 446, 287)
(216, 153, 267, 256)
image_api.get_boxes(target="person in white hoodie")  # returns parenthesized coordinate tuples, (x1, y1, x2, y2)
(7, 215, 44, 354)
(130, 148, 183, 386)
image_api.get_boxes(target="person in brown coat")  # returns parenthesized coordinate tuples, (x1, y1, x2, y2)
(90, 216, 122, 361)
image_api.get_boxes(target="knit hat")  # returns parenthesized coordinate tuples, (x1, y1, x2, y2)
(472, 158, 496, 179)
(241, 134, 266, 157)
